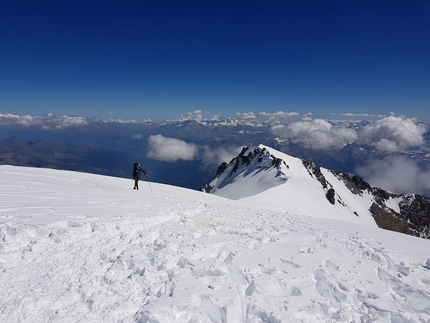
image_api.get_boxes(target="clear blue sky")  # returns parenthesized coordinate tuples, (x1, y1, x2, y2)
(1, 1, 429, 122)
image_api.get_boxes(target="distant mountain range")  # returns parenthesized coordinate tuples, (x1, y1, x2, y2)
(1, 118, 429, 194)
(203, 145, 430, 239)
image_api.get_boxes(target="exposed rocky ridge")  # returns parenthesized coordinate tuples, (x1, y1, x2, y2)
(302, 159, 328, 189)
(204, 145, 430, 239)
(369, 203, 411, 235)
(329, 171, 430, 238)
(399, 195, 430, 237)
(201, 146, 287, 193)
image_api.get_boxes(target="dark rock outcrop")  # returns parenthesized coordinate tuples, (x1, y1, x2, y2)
(303, 159, 328, 189)
(326, 188, 336, 205)
(399, 194, 430, 238)
(370, 203, 410, 234)
(335, 171, 430, 239)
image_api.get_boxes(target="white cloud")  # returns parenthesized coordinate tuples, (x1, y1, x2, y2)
(258, 111, 301, 124)
(236, 112, 256, 120)
(146, 135, 198, 162)
(358, 116, 426, 152)
(177, 111, 205, 122)
(0, 113, 150, 128)
(132, 134, 142, 140)
(336, 113, 384, 118)
(272, 119, 358, 149)
(169, 110, 302, 124)
(0, 114, 91, 129)
(146, 134, 240, 166)
(356, 155, 430, 195)
(301, 112, 313, 121)
(270, 115, 427, 151)
(1, 113, 427, 154)
(53, 116, 90, 129)
(17, 115, 34, 127)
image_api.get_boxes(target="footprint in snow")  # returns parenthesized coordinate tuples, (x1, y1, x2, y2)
(279, 258, 301, 269)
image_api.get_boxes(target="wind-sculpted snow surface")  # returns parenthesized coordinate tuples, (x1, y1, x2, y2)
(1, 166, 430, 322)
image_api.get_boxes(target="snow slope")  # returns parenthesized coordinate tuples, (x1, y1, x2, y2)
(1, 165, 430, 322)
(208, 145, 380, 227)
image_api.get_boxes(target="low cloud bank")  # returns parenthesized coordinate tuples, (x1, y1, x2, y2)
(272, 116, 427, 152)
(146, 134, 239, 166)
(0, 113, 90, 129)
(236, 112, 257, 120)
(0, 113, 142, 128)
(356, 155, 430, 196)
(272, 119, 358, 149)
(1, 113, 427, 154)
(147, 135, 198, 162)
(359, 116, 426, 152)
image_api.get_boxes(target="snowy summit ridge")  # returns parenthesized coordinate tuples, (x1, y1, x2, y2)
(202, 145, 289, 199)
(203, 144, 430, 238)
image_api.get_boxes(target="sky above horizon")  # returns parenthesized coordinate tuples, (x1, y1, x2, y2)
(1, 1, 429, 122)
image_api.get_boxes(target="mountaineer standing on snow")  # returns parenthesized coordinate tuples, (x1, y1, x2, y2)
(132, 163, 148, 190)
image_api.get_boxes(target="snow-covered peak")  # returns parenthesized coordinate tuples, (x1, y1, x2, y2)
(203, 144, 430, 237)
(202, 145, 290, 199)
(204, 144, 378, 226)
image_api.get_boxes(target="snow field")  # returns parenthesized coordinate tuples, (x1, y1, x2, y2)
(1, 165, 430, 322)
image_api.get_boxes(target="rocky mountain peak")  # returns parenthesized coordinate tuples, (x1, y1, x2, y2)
(204, 144, 430, 239)
(201, 145, 287, 193)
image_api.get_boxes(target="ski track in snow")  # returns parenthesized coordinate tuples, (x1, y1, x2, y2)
(1, 166, 430, 323)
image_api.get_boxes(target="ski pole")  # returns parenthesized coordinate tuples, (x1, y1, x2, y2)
(146, 175, 154, 193)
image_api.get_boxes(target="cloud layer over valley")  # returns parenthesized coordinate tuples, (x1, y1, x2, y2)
(356, 155, 430, 196)
(272, 115, 427, 152)
(2, 112, 427, 154)
(1, 112, 429, 196)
